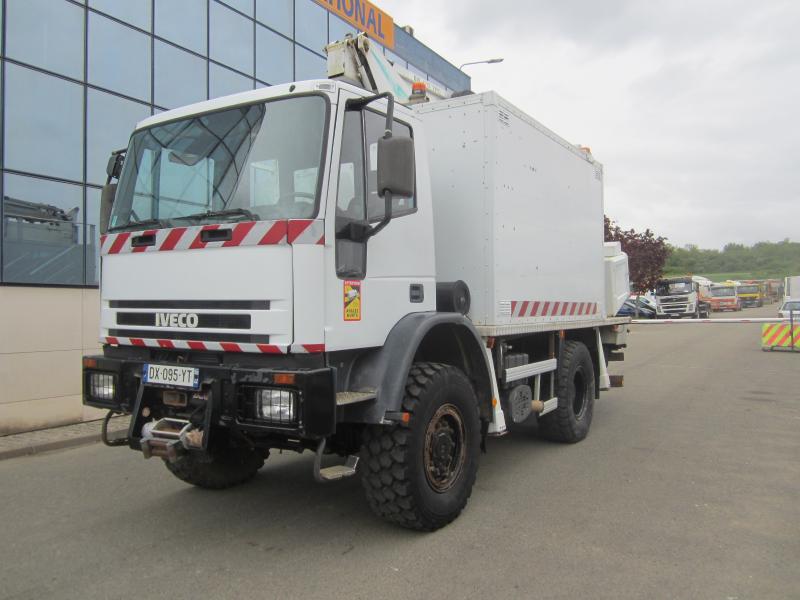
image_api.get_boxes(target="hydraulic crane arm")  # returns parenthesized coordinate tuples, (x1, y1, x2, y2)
(325, 33, 450, 104)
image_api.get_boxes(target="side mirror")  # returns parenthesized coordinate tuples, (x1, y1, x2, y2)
(377, 136, 415, 198)
(100, 183, 116, 235)
(106, 152, 124, 180)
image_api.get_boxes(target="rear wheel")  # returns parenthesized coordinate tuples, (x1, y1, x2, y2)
(360, 362, 481, 531)
(164, 445, 266, 489)
(538, 341, 596, 443)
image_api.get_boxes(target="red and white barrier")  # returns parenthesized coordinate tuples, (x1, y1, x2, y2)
(631, 317, 789, 324)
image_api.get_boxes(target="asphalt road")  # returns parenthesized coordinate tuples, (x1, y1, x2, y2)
(1, 305, 798, 600)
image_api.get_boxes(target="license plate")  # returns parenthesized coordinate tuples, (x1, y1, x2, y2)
(143, 364, 199, 389)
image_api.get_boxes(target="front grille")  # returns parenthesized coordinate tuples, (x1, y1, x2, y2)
(659, 297, 687, 305)
(108, 329, 270, 343)
(116, 312, 251, 329)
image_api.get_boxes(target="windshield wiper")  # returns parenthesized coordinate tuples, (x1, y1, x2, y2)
(174, 208, 257, 223)
(108, 218, 169, 232)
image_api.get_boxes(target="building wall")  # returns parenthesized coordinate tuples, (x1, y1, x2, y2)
(0, 0, 467, 434)
(0, 287, 102, 434)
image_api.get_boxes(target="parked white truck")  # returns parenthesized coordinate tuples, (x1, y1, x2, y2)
(83, 34, 630, 530)
(654, 276, 710, 318)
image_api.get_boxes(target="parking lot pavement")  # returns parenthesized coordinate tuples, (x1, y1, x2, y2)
(0, 304, 797, 600)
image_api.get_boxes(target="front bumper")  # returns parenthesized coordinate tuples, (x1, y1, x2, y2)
(83, 355, 336, 439)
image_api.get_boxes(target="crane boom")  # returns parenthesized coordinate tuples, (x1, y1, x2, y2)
(325, 33, 451, 104)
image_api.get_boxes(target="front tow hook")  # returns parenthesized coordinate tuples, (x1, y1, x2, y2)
(139, 417, 204, 462)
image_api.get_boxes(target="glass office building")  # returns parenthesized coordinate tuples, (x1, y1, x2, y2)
(0, 0, 469, 434)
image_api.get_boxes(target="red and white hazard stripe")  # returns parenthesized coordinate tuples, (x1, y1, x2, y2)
(287, 219, 325, 245)
(104, 336, 289, 354)
(510, 300, 599, 318)
(290, 343, 326, 353)
(100, 219, 324, 256)
(104, 337, 329, 354)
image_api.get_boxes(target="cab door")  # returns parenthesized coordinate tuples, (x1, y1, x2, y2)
(323, 89, 435, 351)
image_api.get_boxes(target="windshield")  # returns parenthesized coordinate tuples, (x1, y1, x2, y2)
(710, 287, 735, 297)
(781, 301, 800, 312)
(738, 285, 758, 294)
(109, 96, 327, 231)
(656, 281, 693, 295)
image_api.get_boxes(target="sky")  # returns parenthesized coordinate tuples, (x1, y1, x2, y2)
(377, 0, 800, 249)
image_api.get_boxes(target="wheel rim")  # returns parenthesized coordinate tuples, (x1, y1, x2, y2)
(572, 368, 588, 419)
(424, 404, 467, 493)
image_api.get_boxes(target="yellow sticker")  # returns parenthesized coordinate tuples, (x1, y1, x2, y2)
(343, 280, 362, 321)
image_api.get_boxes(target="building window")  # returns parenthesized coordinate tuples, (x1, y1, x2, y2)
(86, 89, 151, 186)
(295, 44, 326, 80)
(329, 15, 356, 44)
(4, 64, 84, 181)
(154, 41, 208, 109)
(2, 174, 86, 285)
(154, 0, 208, 56)
(256, 0, 293, 38)
(295, 0, 327, 53)
(219, 0, 254, 18)
(88, 12, 152, 102)
(86, 188, 102, 285)
(89, 0, 152, 32)
(256, 24, 293, 85)
(210, 1, 255, 76)
(210, 63, 254, 98)
(5, 0, 85, 80)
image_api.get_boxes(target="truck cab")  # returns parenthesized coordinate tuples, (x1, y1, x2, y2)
(708, 284, 740, 312)
(736, 282, 763, 308)
(654, 277, 708, 318)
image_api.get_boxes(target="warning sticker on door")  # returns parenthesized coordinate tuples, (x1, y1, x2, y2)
(343, 280, 362, 321)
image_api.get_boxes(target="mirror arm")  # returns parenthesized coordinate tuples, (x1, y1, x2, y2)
(366, 192, 393, 239)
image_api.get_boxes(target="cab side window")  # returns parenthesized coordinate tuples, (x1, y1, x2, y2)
(334, 107, 415, 279)
(335, 110, 367, 279)
(364, 111, 415, 221)
(336, 111, 366, 231)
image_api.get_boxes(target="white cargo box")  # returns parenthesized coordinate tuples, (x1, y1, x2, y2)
(416, 91, 610, 329)
(604, 242, 630, 316)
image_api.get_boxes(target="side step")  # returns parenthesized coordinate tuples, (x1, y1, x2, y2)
(313, 438, 359, 482)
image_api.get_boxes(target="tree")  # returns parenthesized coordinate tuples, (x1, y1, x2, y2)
(605, 216, 671, 293)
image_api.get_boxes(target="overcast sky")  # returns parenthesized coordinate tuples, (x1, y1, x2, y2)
(378, 0, 800, 249)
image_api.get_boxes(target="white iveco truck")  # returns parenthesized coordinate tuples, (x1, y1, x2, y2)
(83, 34, 630, 530)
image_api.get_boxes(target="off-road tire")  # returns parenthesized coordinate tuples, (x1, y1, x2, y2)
(164, 446, 266, 489)
(360, 362, 481, 531)
(538, 340, 595, 443)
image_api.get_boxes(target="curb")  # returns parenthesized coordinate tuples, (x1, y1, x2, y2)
(0, 432, 109, 461)
(0, 418, 130, 461)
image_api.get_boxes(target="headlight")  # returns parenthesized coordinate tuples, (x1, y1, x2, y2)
(89, 372, 115, 400)
(255, 389, 297, 424)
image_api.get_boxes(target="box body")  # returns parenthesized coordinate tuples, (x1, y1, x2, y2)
(604, 242, 630, 316)
(417, 92, 607, 327)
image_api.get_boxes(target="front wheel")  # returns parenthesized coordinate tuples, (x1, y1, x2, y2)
(360, 363, 481, 531)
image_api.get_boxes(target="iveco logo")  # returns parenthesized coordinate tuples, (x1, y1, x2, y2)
(155, 313, 199, 328)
